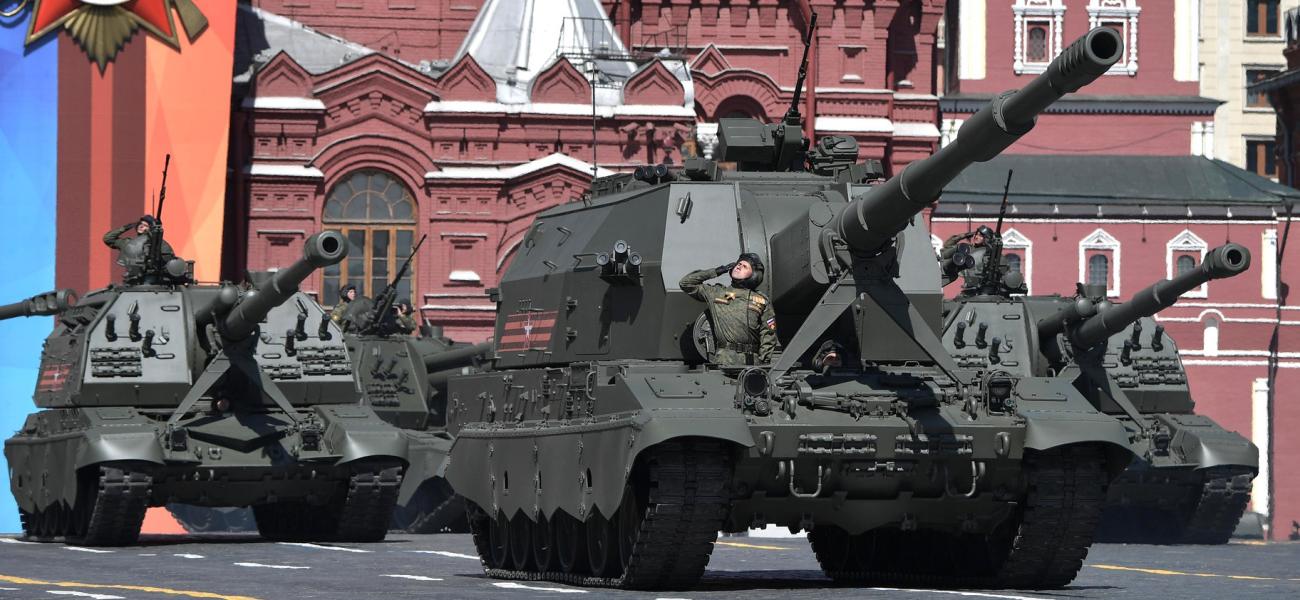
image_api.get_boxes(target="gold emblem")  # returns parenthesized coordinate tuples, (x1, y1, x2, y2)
(22, 0, 208, 72)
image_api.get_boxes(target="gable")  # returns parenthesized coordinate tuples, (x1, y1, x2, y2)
(623, 60, 685, 106)
(438, 54, 496, 101)
(529, 58, 591, 105)
(690, 44, 732, 76)
(256, 52, 312, 97)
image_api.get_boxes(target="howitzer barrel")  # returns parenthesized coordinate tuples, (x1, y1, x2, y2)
(223, 231, 348, 340)
(1037, 298, 1097, 341)
(827, 27, 1122, 253)
(0, 289, 77, 321)
(423, 342, 492, 374)
(1070, 243, 1251, 348)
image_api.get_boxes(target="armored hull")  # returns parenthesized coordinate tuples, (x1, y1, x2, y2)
(939, 244, 1257, 544)
(3, 233, 409, 545)
(347, 332, 487, 533)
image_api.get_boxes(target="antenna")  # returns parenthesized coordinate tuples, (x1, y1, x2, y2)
(785, 11, 818, 127)
(995, 169, 1013, 236)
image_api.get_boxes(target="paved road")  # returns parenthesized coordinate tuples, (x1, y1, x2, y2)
(0, 534, 1297, 600)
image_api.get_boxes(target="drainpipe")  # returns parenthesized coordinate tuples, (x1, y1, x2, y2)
(1265, 83, 1294, 538)
(796, 0, 818, 142)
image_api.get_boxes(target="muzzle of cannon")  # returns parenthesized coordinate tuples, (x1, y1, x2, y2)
(222, 231, 348, 341)
(1068, 243, 1251, 349)
(0, 289, 78, 321)
(827, 27, 1123, 254)
(423, 342, 493, 374)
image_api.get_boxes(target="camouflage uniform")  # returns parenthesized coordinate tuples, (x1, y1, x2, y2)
(395, 315, 418, 335)
(102, 222, 176, 260)
(679, 264, 778, 365)
(331, 285, 358, 324)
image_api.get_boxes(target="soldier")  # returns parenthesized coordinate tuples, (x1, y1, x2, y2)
(103, 215, 176, 283)
(938, 226, 991, 287)
(394, 301, 418, 336)
(331, 284, 358, 324)
(679, 253, 778, 366)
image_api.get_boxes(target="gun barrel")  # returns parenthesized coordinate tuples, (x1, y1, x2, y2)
(0, 289, 78, 321)
(423, 342, 492, 374)
(223, 231, 348, 340)
(1036, 297, 1097, 342)
(1070, 243, 1251, 348)
(827, 27, 1122, 253)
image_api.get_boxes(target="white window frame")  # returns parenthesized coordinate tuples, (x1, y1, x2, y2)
(1087, 0, 1141, 76)
(1079, 228, 1121, 297)
(1013, 1, 1066, 75)
(1002, 228, 1033, 294)
(1166, 229, 1208, 298)
(1263, 228, 1279, 299)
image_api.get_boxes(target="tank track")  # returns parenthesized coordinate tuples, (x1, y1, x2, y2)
(254, 464, 403, 542)
(468, 439, 731, 591)
(20, 465, 152, 546)
(811, 445, 1107, 589)
(1179, 473, 1253, 544)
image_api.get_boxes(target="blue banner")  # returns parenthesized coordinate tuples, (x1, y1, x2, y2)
(0, 3, 57, 534)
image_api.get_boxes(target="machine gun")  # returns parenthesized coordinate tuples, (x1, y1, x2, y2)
(145, 154, 172, 281)
(359, 234, 428, 336)
(715, 12, 816, 171)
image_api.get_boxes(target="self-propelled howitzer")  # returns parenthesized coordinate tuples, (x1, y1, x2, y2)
(940, 243, 1257, 544)
(4, 231, 409, 546)
(446, 27, 1136, 591)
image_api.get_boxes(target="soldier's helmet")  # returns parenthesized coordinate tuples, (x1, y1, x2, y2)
(733, 252, 765, 290)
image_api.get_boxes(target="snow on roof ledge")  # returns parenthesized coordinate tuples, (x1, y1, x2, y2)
(246, 163, 326, 178)
(426, 153, 615, 180)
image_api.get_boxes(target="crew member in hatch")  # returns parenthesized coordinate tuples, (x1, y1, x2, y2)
(679, 253, 778, 366)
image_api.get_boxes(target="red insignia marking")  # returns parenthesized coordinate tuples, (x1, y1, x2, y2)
(37, 363, 72, 393)
(498, 310, 559, 352)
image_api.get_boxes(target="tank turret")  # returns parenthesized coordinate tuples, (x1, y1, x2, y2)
(827, 27, 1122, 255)
(222, 231, 347, 340)
(0, 289, 77, 321)
(1066, 243, 1250, 349)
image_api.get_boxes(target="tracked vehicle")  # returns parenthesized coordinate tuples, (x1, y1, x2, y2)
(3, 230, 408, 545)
(445, 26, 1137, 590)
(941, 220, 1257, 544)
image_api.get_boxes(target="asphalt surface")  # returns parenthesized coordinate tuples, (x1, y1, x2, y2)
(0, 533, 1297, 600)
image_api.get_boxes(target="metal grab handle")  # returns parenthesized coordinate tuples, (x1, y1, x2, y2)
(787, 460, 824, 498)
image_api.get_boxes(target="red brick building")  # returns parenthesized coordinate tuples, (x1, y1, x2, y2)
(935, 1, 1298, 538)
(228, 0, 948, 341)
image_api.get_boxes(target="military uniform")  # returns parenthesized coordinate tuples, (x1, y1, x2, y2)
(679, 265, 777, 365)
(395, 314, 418, 335)
(329, 301, 351, 324)
(103, 221, 176, 284)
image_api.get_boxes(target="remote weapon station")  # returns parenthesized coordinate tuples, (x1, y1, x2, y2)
(445, 25, 1137, 590)
(3, 157, 408, 545)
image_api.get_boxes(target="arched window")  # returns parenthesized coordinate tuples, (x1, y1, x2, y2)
(322, 170, 418, 306)
(1027, 25, 1048, 62)
(1088, 254, 1109, 287)
(1176, 254, 1196, 276)
(1005, 253, 1023, 274)
(1203, 316, 1220, 356)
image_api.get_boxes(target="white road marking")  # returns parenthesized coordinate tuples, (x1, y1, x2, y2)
(0, 538, 38, 544)
(138, 553, 157, 557)
(173, 553, 204, 559)
(63, 547, 114, 554)
(407, 550, 480, 560)
(277, 542, 371, 553)
(870, 589, 1052, 600)
(493, 582, 589, 594)
(0, 587, 20, 591)
(233, 562, 311, 570)
(45, 592, 126, 599)
(380, 574, 445, 582)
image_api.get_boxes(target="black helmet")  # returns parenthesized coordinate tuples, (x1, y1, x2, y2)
(138, 215, 159, 228)
(732, 252, 765, 290)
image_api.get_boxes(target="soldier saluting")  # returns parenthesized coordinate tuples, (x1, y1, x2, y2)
(679, 253, 778, 366)
(102, 215, 176, 284)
